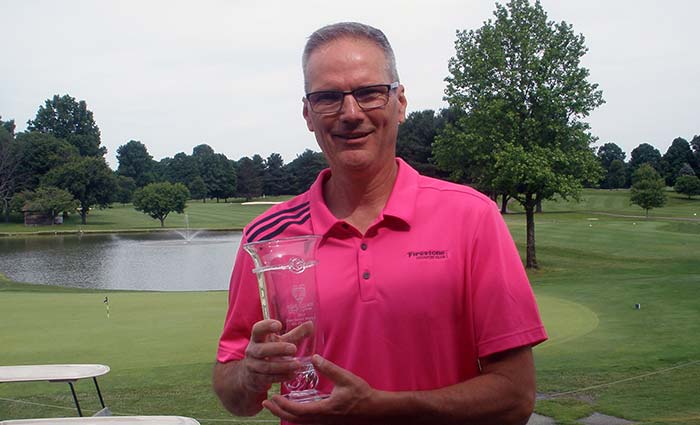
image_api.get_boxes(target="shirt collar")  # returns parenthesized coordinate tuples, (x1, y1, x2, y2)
(308, 158, 418, 237)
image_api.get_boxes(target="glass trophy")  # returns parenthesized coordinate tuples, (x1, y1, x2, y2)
(243, 235, 328, 402)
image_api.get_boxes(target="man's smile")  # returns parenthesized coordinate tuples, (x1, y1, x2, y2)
(332, 131, 372, 141)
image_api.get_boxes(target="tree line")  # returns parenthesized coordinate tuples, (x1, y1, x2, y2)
(398, 108, 700, 197)
(0, 94, 327, 226)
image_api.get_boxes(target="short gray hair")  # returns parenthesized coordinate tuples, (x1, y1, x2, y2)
(302, 22, 399, 92)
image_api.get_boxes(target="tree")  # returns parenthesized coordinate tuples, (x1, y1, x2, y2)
(116, 140, 155, 187)
(193, 144, 237, 201)
(596, 142, 627, 188)
(114, 175, 137, 204)
(188, 176, 208, 201)
(661, 137, 696, 186)
(674, 175, 700, 199)
(678, 163, 695, 177)
(435, 0, 604, 268)
(42, 157, 117, 224)
(15, 131, 80, 191)
(27, 94, 106, 157)
(163, 152, 201, 186)
(597, 142, 626, 168)
(691, 135, 700, 175)
(205, 153, 237, 202)
(397, 109, 454, 179)
(133, 182, 190, 227)
(192, 144, 216, 199)
(605, 159, 627, 189)
(1, 119, 22, 222)
(630, 164, 666, 217)
(629, 143, 662, 175)
(264, 153, 289, 196)
(1, 116, 15, 135)
(236, 156, 264, 201)
(11, 186, 78, 224)
(284, 149, 328, 194)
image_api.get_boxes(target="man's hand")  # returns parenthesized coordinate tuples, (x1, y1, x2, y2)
(241, 319, 302, 393)
(213, 319, 304, 416)
(262, 354, 375, 424)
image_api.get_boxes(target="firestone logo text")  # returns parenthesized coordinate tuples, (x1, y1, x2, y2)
(407, 250, 448, 260)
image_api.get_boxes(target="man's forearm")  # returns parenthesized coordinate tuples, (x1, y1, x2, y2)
(368, 370, 534, 425)
(366, 347, 535, 425)
(212, 360, 268, 416)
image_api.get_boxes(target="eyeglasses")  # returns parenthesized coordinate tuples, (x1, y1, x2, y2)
(305, 82, 400, 115)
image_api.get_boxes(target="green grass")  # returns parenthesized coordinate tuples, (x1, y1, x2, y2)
(1, 190, 700, 424)
(0, 197, 291, 235)
(501, 190, 700, 424)
(0, 277, 279, 422)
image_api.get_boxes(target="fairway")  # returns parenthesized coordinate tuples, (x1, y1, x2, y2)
(2, 189, 700, 424)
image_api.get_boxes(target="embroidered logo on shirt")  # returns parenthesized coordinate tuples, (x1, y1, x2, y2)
(407, 250, 448, 260)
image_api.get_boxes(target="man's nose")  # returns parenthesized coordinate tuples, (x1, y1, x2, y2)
(338, 94, 364, 121)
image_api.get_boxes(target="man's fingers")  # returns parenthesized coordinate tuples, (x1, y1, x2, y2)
(245, 340, 297, 359)
(250, 319, 282, 343)
(312, 354, 353, 385)
(262, 398, 304, 423)
(264, 395, 325, 423)
(279, 321, 314, 344)
(246, 357, 300, 376)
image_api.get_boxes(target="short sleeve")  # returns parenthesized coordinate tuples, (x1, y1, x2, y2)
(468, 202, 547, 358)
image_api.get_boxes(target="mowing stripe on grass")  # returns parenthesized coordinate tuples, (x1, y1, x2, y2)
(542, 359, 700, 399)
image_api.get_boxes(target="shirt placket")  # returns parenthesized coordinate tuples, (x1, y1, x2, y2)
(357, 236, 376, 301)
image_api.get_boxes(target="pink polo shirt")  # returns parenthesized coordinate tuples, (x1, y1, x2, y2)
(217, 158, 547, 394)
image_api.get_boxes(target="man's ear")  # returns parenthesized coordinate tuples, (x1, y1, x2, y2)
(397, 85, 407, 124)
(302, 98, 315, 132)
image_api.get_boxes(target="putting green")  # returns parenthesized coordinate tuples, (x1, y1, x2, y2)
(535, 295, 599, 349)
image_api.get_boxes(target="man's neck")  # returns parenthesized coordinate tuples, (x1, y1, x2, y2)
(323, 160, 398, 234)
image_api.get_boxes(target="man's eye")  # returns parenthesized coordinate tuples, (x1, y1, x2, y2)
(313, 93, 341, 104)
(355, 88, 384, 101)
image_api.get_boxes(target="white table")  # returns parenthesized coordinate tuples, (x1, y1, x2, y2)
(0, 365, 110, 417)
(0, 417, 200, 425)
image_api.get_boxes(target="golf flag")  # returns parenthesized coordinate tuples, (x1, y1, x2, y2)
(104, 296, 110, 319)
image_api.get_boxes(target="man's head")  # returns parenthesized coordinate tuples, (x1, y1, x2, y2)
(302, 22, 399, 93)
(302, 23, 407, 175)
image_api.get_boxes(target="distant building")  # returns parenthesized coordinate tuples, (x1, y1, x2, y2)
(22, 206, 63, 226)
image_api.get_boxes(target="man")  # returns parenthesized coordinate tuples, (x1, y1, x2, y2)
(214, 22, 547, 424)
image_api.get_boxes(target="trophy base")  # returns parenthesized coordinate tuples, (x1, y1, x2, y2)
(283, 389, 330, 403)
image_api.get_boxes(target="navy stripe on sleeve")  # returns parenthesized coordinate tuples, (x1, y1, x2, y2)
(252, 213, 312, 242)
(245, 202, 309, 237)
(246, 206, 310, 243)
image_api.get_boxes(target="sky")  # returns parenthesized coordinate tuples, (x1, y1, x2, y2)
(2, 0, 698, 170)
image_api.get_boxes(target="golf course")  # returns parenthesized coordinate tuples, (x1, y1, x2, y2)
(1, 189, 699, 424)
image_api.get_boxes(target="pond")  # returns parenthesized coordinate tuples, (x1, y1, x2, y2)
(0, 231, 243, 291)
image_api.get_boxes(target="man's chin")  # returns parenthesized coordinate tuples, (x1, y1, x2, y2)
(333, 151, 375, 171)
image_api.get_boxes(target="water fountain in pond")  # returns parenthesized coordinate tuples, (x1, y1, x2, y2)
(174, 214, 202, 243)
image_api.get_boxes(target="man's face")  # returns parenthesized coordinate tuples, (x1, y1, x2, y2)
(303, 37, 407, 174)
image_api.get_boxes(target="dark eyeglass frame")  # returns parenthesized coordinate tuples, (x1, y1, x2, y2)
(305, 81, 400, 115)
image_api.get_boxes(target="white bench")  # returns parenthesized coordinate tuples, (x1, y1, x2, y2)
(0, 365, 110, 417)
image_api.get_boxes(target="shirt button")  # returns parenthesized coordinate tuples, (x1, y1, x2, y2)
(362, 271, 370, 280)
(360, 243, 367, 250)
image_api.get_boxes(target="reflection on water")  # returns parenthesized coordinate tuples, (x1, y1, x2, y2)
(0, 231, 242, 291)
